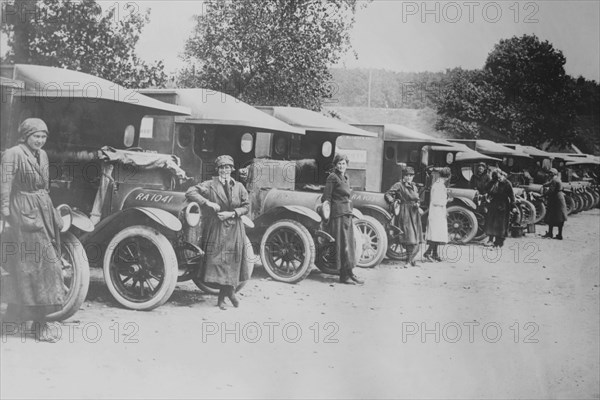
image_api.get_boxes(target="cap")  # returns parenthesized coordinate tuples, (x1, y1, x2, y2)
(549, 168, 558, 175)
(404, 166, 415, 175)
(477, 162, 487, 168)
(18, 118, 48, 143)
(215, 155, 234, 169)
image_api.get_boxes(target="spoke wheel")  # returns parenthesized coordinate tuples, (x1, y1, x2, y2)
(46, 232, 90, 321)
(447, 205, 478, 244)
(565, 194, 575, 215)
(517, 199, 537, 225)
(533, 199, 546, 224)
(260, 219, 315, 283)
(103, 225, 178, 310)
(192, 235, 255, 294)
(386, 241, 408, 261)
(354, 216, 387, 268)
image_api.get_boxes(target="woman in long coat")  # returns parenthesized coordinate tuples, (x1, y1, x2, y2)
(484, 170, 516, 247)
(542, 168, 568, 240)
(185, 155, 251, 309)
(322, 153, 363, 285)
(0, 118, 65, 341)
(423, 167, 451, 262)
(385, 166, 423, 266)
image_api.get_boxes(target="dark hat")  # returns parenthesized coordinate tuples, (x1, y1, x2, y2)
(477, 162, 487, 168)
(215, 155, 234, 169)
(404, 166, 415, 175)
(18, 118, 48, 143)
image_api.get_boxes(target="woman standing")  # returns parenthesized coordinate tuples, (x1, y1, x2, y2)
(385, 166, 423, 267)
(423, 167, 451, 262)
(185, 155, 251, 309)
(322, 153, 363, 285)
(542, 168, 567, 240)
(484, 170, 516, 247)
(0, 118, 65, 341)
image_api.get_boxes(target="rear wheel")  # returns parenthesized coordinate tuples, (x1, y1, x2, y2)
(354, 216, 387, 268)
(103, 225, 178, 311)
(260, 219, 315, 283)
(46, 232, 90, 321)
(447, 206, 478, 244)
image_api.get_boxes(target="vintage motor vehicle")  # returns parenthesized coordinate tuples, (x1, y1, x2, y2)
(560, 156, 600, 213)
(448, 139, 537, 236)
(136, 92, 373, 283)
(336, 124, 493, 258)
(0, 64, 233, 312)
(255, 106, 388, 269)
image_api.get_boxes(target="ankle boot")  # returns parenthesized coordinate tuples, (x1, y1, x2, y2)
(217, 289, 227, 310)
(227, 286, 240, 308)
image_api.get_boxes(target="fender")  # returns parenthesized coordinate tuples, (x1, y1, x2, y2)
(356, 204, 392, 222)
(451, 196, 476, 211)
(80, 207, 182, 245)
(352, 208, 364, 220)
(253, 205, 321, 229)
(71, 209, 95, 233)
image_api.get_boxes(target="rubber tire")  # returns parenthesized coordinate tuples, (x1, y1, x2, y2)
(582, 192, 594, 211)
(533, 199, 546, 224)
(565, 194, 575, 215)
(355, 215, 388, 268)
(46, 232, 90, 322)
(447, 205, 478, 244)
(260, 219, 315, 283)
(386, 241, 408, 261)
(572, 193, 583, 214)
(517, 199, 537, 225)
(103, 225, 178, 311)
(193, 235, 255, 294)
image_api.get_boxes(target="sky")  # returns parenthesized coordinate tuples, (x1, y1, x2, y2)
(132, 0, 600, 81)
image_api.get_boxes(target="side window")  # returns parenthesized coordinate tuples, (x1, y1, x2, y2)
(194, 126, 216, 154)
(322, 141, 333, 157)
(385, 145, 395, 160)
(177, 125, 193, 148)
(241, 132, 253, 153)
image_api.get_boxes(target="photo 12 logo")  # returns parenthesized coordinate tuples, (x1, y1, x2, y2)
(401, 1, 540, 24)
(401, 321, 540, 344)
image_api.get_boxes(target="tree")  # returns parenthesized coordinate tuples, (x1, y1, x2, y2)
(179, 0, 365, 110)
(1, 0, 167, 88)
(433, 35, 578, 147)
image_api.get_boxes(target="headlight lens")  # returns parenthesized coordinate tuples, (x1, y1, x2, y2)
(56, 204, 72, 233)
(185, 202, 201, 227)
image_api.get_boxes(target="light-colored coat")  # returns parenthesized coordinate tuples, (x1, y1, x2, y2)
(426, 180, 448, 243)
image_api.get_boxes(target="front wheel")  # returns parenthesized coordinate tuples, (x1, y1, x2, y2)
(46, 232, 90, 321)
(447, 206, 478, 244)
(533, 199, 546, 224)
(517, 199, 536, 226)
(260, 219, 315, 283)
(103, 225, 178, 311)
(355, 216, 388, 268)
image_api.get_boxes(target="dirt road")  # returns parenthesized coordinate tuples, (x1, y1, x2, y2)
(2, 210, 599, 399)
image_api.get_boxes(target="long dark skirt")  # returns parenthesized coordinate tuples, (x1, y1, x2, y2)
(328, 214, 356, 280)
(545, 192, 568, 225)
